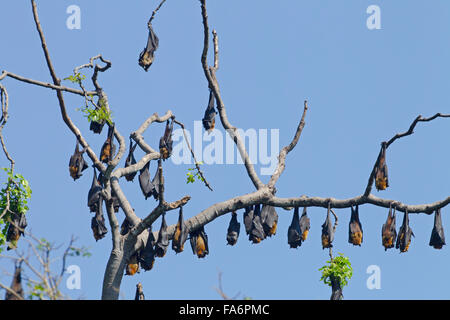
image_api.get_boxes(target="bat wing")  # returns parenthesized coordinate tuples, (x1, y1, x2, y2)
(155, 214, 169, 257)
(226, 212, 240, 246)
(202, 91, 217, 132)
(87, 169, 102, 212)
(151, 166, 161, 200)
(140, 229, 157, 271)
(299, 207, 310, 241)
(91, 198, 108, 241)
(260, 205, 278, 237)
(172, 207, 188, 253)
(287, 207, 301, 248)
(139, 162, 155, 199)
(429, 209, 445, 249)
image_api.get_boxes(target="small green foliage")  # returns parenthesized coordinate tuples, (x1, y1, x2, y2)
(63, 72, 86, 85)
(186, 162, 205, 184)
(0, 168, 32, 252)
(27, 282, 46, 300)
(319, 253, 353, 288)
(79, 99, 113, 125)
(68, 245, 92, 258)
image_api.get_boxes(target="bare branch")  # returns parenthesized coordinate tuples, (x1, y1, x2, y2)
(173, 119, 213, 191)
(148, 0, 167, 25)
(268, 101, 308, 189)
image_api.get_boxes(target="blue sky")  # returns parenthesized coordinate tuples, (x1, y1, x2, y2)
(1, 0, 450, 300)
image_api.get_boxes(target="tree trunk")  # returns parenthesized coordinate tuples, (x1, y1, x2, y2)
(330, 276, 343, 300)
(101, 248, 126, 300)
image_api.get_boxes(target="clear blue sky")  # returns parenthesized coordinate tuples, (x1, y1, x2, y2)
(1, 0, 450, 300)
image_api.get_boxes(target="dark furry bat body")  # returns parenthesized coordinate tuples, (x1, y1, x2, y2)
(396, 210, 414, 253)
(139, 161, 157, 199)
(190, 226, 209, 258)
(321, 206, 334, 249)
(87, 168, 102, 213)
(5, 263, 23, 300)
(140, 227, 156, 271)
(124, 140, 138, 182)
(375, 142, 389, 191)
(139, 23, 159, 71)
(260, 205, 278, 237)
(126, 252, 140, 276)
(151, 166, 162, 200)
(155, 214, 170, 257)
(172, 207, 188, 253)
(249, 204, 266, 244)
(6, 212, 27, 251)
(243, 206, 254, 235)
(226, 212, 240, 246)
(429, 209, 446, 249)
(91, 197, 108, 241)
(202, 90, 216, 133)
(288, 207, 310, 248)
(110, 189, 120, 213)
(159, 120, 173, 160)
(348, 205, 363, 246)
(69, 140, 88, 180)
(381, 206, 397, 251)
(100, 124, 116, 164)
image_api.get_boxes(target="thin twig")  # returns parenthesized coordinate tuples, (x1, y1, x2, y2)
(148, 0, 167, 25)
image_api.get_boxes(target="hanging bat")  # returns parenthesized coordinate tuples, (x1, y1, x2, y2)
(100, 123, 116, 164)
(140, 227, 157, 271)
(159, 119, 173, 160)
(381, 205, 397, 251)
(202, 90, 216, 133)
(126, 251, 140, 276)
(139, 23, 159, 71)
(249, 204, 266, 244)
(120, 218, 131, 236)
(151, 165, 162, 200)
(124, 139, 138, 182)
(135, 283, 145, 300)
(111, 189, 120, 213)
(429, 209, 446, 249)
(69, 140, 88, 181)
(90, 119, 105, 135)
(91, 197, 108, 241)
(243, 206, 254, 235)
(374, 142, 389, 191)
(396, 209, 414, 253)
(189, 226, 209, 258)
(5, 262, 23, 300)
(299, 207, 310, 242)
(139, 161, 156, 199)
(155, 213, 170, 258)
(321, 205, 334, 249)
(87, 168, 102, 213)
(6, 212, 27, 251)
(260, 204, 278, 237)
(287, 207, 302, 248)
(172, 206, 188, 253)
(348, 205, 363, 246)
(226, 211, 240, 246)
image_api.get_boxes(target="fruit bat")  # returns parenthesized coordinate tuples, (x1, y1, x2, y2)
(348, 205, 363, 246)
(139, 161, 157, 199)
(172, 207, 188, 253)
(111, 189, 120, 213)
(226, 211, 240, 246)
(159, 119, 173, 160)
(374, 142, 389, 191)
(299, 207, 311, 242)
(140, 227, 157, 271)
(429, 209, 446, 249)
(287, 207, 302, 248)
(124, 139, 138, 182)
(100, 123, 116, 164)
(151, 166, 162, 201)
(249, 204, 266, 244)
(396, 210, 414, 253)
(6, 212, 27, 251)
(5, 262, 23, 300)
(243, 206, 254, 235)
(381, 206, 397, 251)
(260, 204, 278, 237)
(126, 252, 140, 276)
(321, 205, 334, 249)
(135, 283, 145, 300)
(155, 214, 169, 258)
(120, 218, 131, 236)
(69, 140, 88, 181)
(91, 197, 108, 241)
(202, 90, 216, 133)
(139, 23, 159, 71)
(87, 168, 102, 213)
(189, 226, 209, 258)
